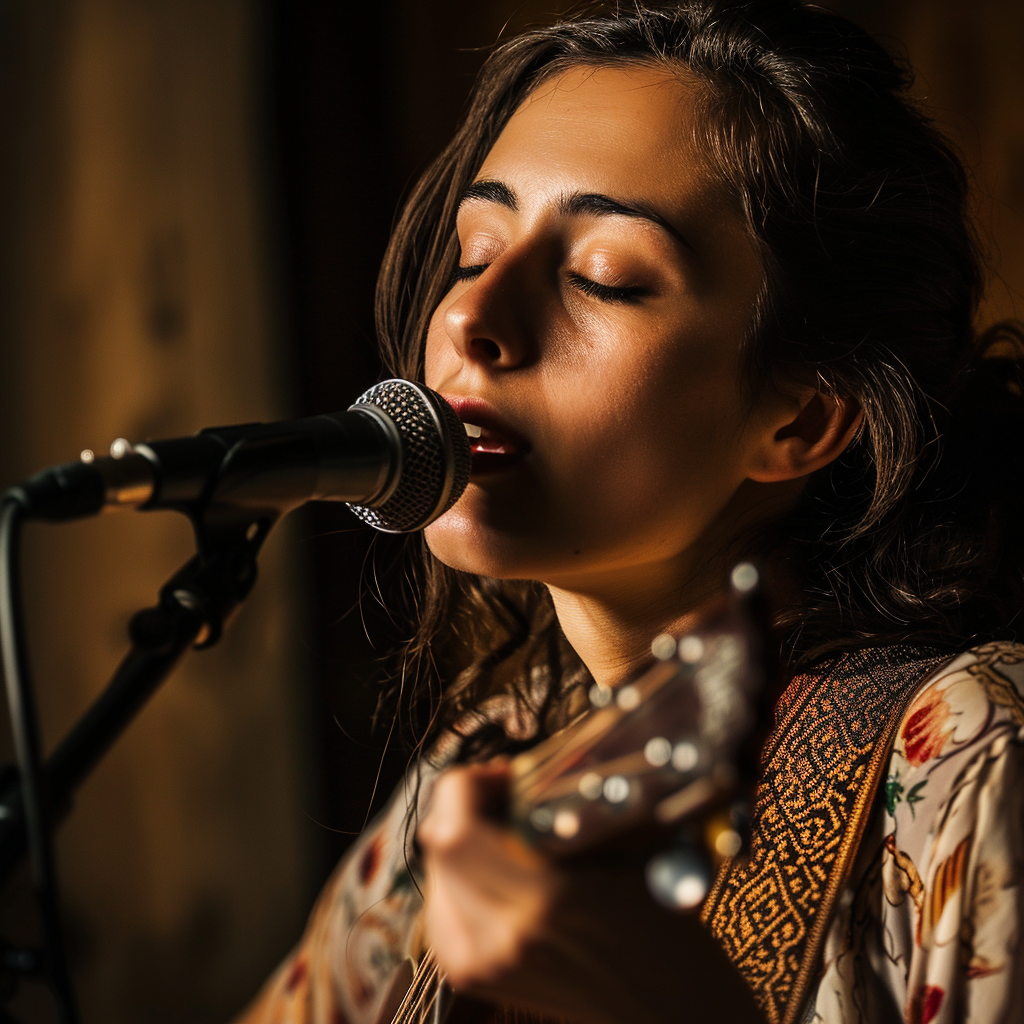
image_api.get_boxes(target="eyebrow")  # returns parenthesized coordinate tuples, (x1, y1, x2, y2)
(458, 179, 692, 252)
(460, 179, 518, 210)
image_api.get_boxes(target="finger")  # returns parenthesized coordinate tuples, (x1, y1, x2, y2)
(417, 761, 510, 851)
(417, 766, 479, 853)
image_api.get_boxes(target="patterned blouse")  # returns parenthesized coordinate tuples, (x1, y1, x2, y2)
(235, 643, 1024, 1024)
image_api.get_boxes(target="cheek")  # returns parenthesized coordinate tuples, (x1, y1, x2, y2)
(553, 341, 745, 469)
(555, 409, 739, 517)
(541, 355, 751, 529)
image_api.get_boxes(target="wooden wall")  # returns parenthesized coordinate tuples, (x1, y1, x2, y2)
(0, 2, 316, 1021)
(827, 0, 1024, 327)
(0, 1, 1019, 1022)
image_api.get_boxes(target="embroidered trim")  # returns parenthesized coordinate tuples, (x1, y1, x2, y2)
(701, 647, 949, 1024)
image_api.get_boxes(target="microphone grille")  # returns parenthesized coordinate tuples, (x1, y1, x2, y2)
(347, 379, 471, 533)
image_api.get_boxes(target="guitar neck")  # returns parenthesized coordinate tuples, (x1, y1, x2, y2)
(390, 567, 768, 1024)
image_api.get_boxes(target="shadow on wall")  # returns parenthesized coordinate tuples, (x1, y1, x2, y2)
(0, 2, 314, 1022)
(827, 0, 1024, 328)
(0, 0, 1019, 1022)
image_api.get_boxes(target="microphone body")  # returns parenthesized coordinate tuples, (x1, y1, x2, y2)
(7, 380, 471, 533)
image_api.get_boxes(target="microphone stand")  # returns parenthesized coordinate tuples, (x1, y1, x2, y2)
(0, 497, 272, 1023)
(0, 378, 464, 1020)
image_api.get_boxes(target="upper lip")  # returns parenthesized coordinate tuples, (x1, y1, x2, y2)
(442, 395, 532, 453)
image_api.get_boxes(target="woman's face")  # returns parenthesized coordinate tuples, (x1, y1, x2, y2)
(424, 65, 769, 599)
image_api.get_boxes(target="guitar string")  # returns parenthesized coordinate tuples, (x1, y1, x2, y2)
(393, 949, 440, 1024)
(517, 661, 681, 791)
(395, 958, 431, 1024)
(392, 959, 422, 1024)
(513, 658, 701, 809)
(412, 955, 438, 1024)
(411, 959, 440, 1024)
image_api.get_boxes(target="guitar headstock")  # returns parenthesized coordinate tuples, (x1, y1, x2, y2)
(508, 563, 770, 860)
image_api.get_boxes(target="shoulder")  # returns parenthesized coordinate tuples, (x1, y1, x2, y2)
(876, 645, 1024, 1018)
(833, 644, 1024, 1023)
(895, 641, 1024, 772)
(885, 641, 1024, 842)
(882, 643, 1024, 946)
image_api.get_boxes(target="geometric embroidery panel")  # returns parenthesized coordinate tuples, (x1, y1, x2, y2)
(701, 646, 948, 1024)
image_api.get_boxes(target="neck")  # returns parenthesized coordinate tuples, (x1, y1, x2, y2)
(546, 558, 726, 689)
(544, 480, 803, 688)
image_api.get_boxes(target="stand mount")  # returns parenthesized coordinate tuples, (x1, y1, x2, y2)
(0, 498, 274, 1023)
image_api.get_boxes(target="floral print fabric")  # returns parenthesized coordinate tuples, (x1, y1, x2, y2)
(236, 769, 429, 1024)
(233, 682, 539, 1024)
(237, 644, 1024, 1024)
(811, 643, 1024, 1023)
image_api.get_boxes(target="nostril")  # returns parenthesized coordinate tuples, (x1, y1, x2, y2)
(470, 337, 502, 362)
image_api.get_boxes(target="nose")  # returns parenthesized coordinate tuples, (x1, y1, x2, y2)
(441, 249, 538, 370)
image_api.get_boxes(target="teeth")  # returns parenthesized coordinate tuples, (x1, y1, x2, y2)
(463, 422, 482, 438)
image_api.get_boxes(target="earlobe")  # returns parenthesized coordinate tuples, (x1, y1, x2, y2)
(748, 390, 862, 483)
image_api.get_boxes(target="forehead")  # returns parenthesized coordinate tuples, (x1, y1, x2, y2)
(476, 64, 724, 213)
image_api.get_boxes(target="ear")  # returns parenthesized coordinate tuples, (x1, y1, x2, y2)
(747, 389, 862, 484)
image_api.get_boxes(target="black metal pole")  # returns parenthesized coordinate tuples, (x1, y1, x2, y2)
(0, 541, 260, 886)
(0, 599, 207, 884)
(0, 511, 264, 1022)
(0, 501, 80, 1024)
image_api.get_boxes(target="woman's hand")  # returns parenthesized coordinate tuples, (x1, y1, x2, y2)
(417, 760, 764, 1024)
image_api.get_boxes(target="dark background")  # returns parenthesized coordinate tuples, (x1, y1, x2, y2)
(0, 1, 1020, 1021)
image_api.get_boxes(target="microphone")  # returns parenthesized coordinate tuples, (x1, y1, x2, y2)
(5, 380, 472, 533)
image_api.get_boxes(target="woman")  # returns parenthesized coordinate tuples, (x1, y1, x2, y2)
(240, 2, 1024, 1022)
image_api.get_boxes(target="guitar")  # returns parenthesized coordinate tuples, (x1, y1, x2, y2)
(387, 562, 772, 1024)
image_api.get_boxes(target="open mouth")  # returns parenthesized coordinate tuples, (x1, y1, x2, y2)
(464, 423, 526, 473)
(444, 396, 531, 475)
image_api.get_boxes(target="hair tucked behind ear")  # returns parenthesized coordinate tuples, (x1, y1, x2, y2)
(372, 0, 1024, 758)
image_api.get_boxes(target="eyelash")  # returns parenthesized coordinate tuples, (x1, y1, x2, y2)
(447, 264, 647, 305)
(448, 263, 488, 287)
(566, 272, 647, 305)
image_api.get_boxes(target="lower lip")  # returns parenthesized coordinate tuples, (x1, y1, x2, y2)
(469, 449, 526, 476)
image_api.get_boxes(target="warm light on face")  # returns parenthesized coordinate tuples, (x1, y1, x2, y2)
(423, 65, 765, 600)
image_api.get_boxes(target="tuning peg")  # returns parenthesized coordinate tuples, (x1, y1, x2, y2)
(645, 837, 712, 911)
(730, 561, 759, 594)
(704, 800, 751, 863)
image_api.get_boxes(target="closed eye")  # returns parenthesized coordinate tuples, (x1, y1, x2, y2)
(446, 264, 648, 305)
(447, 263, 489, 289)
(567, 273, 648, 305)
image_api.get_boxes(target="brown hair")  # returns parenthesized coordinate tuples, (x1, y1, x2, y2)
(373, 0, 1024, 758)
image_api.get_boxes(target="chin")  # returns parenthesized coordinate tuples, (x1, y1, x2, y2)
(424, 509, 546, 581)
